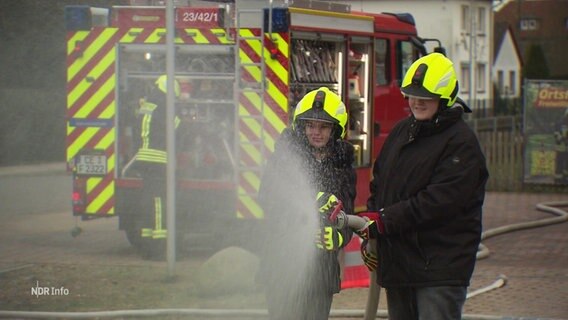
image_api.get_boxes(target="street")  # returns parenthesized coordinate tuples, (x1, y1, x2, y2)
(0, 165, 141, 266)
(0, 167, 70, 216)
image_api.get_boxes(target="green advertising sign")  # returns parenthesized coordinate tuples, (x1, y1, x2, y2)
(523, 80, 568, 185)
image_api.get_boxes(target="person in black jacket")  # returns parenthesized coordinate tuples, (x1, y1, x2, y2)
(257, 87, 356, 320)
(361, 53, 489, 319)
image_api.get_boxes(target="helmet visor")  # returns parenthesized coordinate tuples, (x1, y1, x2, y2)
(296, 108, 337, 124)
(401, 84, 441, 100)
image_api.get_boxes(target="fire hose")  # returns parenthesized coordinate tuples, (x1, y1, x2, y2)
(327, 200, 380, 320)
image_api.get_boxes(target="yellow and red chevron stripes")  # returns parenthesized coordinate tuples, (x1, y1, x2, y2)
(236, 29, 290, 219)
(66, 27, 232, 216)
(67, 27, 121, 216)
(67, 26, 288, 219)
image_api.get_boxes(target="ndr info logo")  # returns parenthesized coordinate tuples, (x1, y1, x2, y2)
(31, 281, 69, 298)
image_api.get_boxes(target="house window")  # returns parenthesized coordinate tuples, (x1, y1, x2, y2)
(497, 70, 504, 94)
(477, 7, 486, 34)
(461, 63, 470, 93)
(461, 5, 470, 33)
(520, 18, 539, 31)
(477, 63, 486, 93)
(509, 70, 516, 95)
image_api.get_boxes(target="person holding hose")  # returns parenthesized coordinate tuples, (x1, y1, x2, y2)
(358, 52, 489, 319)
(256, 87, 356, 320)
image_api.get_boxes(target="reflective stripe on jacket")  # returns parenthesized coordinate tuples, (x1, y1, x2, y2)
(134, 101, 180, 164)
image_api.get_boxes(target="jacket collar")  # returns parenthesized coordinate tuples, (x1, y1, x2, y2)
(409, 105, 464, 139)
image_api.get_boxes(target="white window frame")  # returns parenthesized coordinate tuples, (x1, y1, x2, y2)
(461, 63, 470, 93)
(477, 7, 486, 35)
(476, 63, 486, 93)
(497, 70, 504, 94)
(520, 18, 539, 31)
(508, 70, 516, 95)
(461, 5, 470, 34)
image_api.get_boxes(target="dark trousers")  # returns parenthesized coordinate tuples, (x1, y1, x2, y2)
(129, 162, 167, 235)
(386, 286, 467, 320)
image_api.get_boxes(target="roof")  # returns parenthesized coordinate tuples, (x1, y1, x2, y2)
(493, 23, 523, 66)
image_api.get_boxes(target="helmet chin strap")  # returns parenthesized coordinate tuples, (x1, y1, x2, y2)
(431, 98, 452, 122)
(438, 98, 450, 111)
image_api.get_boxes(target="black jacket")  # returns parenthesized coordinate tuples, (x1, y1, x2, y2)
(368, 105, 488, 288)
(257, 128, 357, 294)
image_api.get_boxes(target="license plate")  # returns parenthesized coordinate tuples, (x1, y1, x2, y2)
(75, 154, 107, 175)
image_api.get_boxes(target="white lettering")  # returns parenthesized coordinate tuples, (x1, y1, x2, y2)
(51, 287, 70, 295)
(31, 282, 50, 298)
(182, 11, 218, 23)
(31, 281, 70, 297)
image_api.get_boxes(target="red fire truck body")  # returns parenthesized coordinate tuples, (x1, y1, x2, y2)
(65, 0, 430, 252)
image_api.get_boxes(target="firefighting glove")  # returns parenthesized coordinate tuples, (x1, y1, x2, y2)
(354, 219, 375, 240)
(315, 226, 344, 251)
(316, 192, 347, 229)
(353, 211, 384, 272)
(360, 238, 378, 272)
(355, 210, 386, 236)
(316, 192, 339, 214)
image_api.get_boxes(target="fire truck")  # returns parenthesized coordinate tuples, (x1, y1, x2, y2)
(65, 0, 438, 255)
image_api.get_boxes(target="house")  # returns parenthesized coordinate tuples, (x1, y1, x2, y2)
(494, 0, 568, 80)
(493, 25, 522, 98)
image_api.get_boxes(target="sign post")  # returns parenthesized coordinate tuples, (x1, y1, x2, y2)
(165, 0, 177, 276)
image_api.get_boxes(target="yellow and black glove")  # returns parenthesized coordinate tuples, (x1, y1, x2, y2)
(361, 240, 379, 272)
(316, 191, 349, 229)
(314, 192, 345, 250)
(316, 192, 339, 215)
(353, 212, 381, 272)
(360, 238, 378, 271)
(315, 225, 344, 251)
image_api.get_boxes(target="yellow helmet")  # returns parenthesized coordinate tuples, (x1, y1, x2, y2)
(292, 87, 348, 139)
(155, 74, 181, 98)
(401, 52, 458, 107)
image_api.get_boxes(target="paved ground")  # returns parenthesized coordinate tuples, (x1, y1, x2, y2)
(0, 163, 567, 319)
(462, 192, 568, 319)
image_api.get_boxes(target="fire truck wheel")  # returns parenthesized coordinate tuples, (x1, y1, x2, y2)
(124, 225, 143, 249)
(139, 240, 167, 261)
(121, 214, 143, 249)
(122, 216, 184, 260)
(124, 230, 178, 260)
